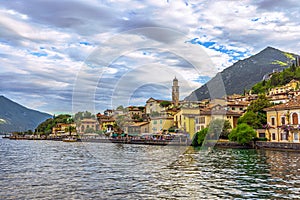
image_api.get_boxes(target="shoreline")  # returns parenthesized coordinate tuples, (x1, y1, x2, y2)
(4, 136, 300, 151)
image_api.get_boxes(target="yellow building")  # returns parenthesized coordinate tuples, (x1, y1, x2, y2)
(150, 115, 174, 133)
(52, 123, 76, 136)
(268, 79, 299, 96)
(174, 108, 200, 139)
(194, 105, 241, 133)
(97, 113, 116, 133)
(264, 97, 300, 142)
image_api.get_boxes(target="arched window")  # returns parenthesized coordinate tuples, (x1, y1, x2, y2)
(292, 113, 298, 125)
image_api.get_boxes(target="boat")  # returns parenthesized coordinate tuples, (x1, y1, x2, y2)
(2, 134, 10, 139)
(62, 137, 79, 142)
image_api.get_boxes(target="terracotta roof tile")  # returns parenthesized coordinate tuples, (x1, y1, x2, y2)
(264, 96, 300, 111)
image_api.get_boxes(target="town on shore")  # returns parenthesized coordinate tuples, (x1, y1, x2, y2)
(6, 58, 300, 150)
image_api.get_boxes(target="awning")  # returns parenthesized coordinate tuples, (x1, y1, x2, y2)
(112, 133, 118, 137)
(128, 133, 139, 136)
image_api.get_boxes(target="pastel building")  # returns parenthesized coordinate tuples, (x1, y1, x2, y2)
(264, 97, 300, 143)
(150, 115, 174, 133)
(52, 123, 77, 135)
(123, 122, 150, 136)
(145, 98, 166, 115)
(194, 105, 241, 133)
(174, 108, 200, 139)
(79, 118, 99, 133)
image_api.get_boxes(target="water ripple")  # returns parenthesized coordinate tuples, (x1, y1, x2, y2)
(1, 138, 300, 199)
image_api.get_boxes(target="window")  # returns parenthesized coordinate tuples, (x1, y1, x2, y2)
(272, 133, 276, 140)
(153, 120, 157, 124)
(232, 107, 236, 110)
(160, 119, 162, 124)
(292, 113, 298, 125)
(195, 118, 199, 124)
(271, 117, 275, 126)
(259, 133, 266, 138)
(199, 117, 205, 124)
(281, 117, 286, 125)
(281, 132, 287, 140)
(239, 107, 243, 111)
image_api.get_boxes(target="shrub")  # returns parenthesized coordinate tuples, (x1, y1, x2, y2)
(229, 123, 256, 145)
(192, 128, 208, 146)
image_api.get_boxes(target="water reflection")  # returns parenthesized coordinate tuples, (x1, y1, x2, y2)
(1, 138, 300, 199)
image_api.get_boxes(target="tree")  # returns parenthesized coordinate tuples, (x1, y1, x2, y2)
(220, 120, 232, 139)
(238, 111, 263, 129)
(229, 123, 256, 145)
(66, 125, 77, 136)
(36, 114, 73, 135)
(242, 94, 272, 129)
(160, 101, 172, 109)
(192, 128, 208, 146)
(247, 94, 272, 113)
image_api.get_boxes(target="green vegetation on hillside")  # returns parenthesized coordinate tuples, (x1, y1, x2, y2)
(251, 62, 300, 94)
(238, 94, 272, 129)
(36, 114, 73, 135)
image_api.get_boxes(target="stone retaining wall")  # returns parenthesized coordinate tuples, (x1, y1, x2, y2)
(256, 141, 300, 150)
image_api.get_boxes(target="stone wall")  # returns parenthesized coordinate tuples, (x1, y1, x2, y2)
(256, 141, 300, 150)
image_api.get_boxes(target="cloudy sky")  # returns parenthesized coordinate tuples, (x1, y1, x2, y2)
(1, 0, 300, 114)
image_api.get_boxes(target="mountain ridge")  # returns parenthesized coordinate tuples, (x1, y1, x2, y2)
(185, 46, 299, 101)
(0, 95, 52, 133)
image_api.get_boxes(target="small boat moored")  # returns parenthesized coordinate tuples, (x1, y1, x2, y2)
(62, 137, 80, 142)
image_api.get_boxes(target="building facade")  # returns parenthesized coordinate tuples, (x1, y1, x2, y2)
(264, 97, 300, 142)
(174, 108, 200, 139)
(150, 115, 174, 133)
(79, 118, 99, 133)
(123, 122, 150, 136)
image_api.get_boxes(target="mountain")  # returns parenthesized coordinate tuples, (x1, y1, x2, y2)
(185, 47, 299, 101)
(0, 96, 52, 133)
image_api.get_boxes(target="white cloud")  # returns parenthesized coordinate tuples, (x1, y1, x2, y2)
(1, 0, 300, 113)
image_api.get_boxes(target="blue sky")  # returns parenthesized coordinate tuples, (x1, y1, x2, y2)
(1, 0, 300, 114)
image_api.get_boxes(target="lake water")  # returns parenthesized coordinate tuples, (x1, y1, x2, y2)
(1, 137, 300, 199)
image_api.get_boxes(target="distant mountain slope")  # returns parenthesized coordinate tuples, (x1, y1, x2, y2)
(185, 47, 299, 101)
(0, 96, 51, 133)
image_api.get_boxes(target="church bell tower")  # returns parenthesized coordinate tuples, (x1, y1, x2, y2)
(172, 77, 179, 106)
